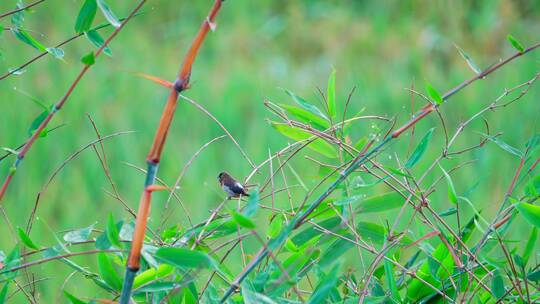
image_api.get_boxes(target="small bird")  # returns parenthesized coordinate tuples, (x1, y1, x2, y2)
(218, 172, 249, 198)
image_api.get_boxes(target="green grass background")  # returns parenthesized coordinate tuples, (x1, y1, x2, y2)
(1, 0, 540, 302)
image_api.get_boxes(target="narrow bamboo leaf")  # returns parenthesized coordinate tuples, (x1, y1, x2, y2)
(64, 291, 86, 304)
(232, 211, 256, 229)
(333, 194, 363, 206)
(63, 223, 95, 243)
(155, 247, 216, 269)
(482, 134, 523, 157)
(96, 0, 121, 28)
(454, 44, 481, 74)
(405, 128, 435, 168)
(17, 228, 38, 250)
(284, 89, 328, 119)
(525, 174, 540, 197)
(491, 269, 505, 299)
(133, 264, 174, 289)
(28, 110, 48, 136)
(438, 207, 457, 217)
(106, 213, 121, 248)
(327, 69, 336, 118)
(75, 0, 97, 33)
(507, 34, 525, 52)
(11, 28, 47, 52)
(278, 104, 330, 130)
(11, 1, 24, 27)
(528, 269, 540, 281)
(354, 136, 367, 151)
(46, 47, 65, 59)
(242, 283, 277, 304)
(0, 283, 7, 304)
(515, 202, 540, 229)
(440, 166, 458, 205)
(243, 188, 259, 217)
(85, 29, 112, 56)
(267, 218, 282, 239)
(425, 82, 443, 105)
(356, 192, 404, 213)
(384, 259, 401, 302)
(522, 227, 537, 265)
(307, 263, 341, 304)
(81, 51, 95, 66)
(386, 166, 412, 178)
(271, 123, 337, 158)
(97, 253, 122, 290)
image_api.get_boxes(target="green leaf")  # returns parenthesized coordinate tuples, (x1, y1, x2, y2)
(507, 34, 525, 52)
(438, 207, 457, 217)
(75, 0, 97, 33)
(97, 253, 122, 290)
(522, 227, 537, 265)
(11, 28, 47, 52)
(405, 128, 435, 168)
(384, 259, 401, 302)
(11, 1, 24, 27)
(85, 30, 112, 56)
(454, 44, 481, 74)
(63, 223, 95, 243)
(271, 123, 337, 158)
(482, 134, 523, 158)
(515, 202, 540, 229)
(354, 137, 367, 151)
(232, 211, 256, 229)
(440, 166, 458, 205)
(81, 51, 95, 66)
(243, 188, 260, 217)
(46, 47, 65, 59)
(425, 82, 443, 105)
(155, 247, 216, 269)
(106, 213, 121, 248)
(96, 0, 121, 28)
(327, 69, 336, 118)
(0, 283, 8, 304)
(278, 104, 330, 130)
(63, 290, 86, 304)
(133, 264, 174, 289)
(267, 217, 282, 239)
(528, 269, 540, 281)
(491, 268, 505, 299)
(356, 192, 404, 213)
(17, 228, 38, 250)
(284, 89, 328, 119)
(28, 110, 49, 136)
(307, 263, 341, 304)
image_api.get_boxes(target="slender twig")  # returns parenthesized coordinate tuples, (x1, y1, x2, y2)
(0, 0, 45, 19)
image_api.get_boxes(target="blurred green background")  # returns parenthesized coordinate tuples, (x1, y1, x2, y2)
(1, 0, 540, 302)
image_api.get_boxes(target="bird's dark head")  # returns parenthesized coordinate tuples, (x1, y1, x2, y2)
(218, 172, 229, 182)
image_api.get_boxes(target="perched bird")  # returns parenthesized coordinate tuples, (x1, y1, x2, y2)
(218, 172, 249, 198)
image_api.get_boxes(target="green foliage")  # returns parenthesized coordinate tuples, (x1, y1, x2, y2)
(75, 0, 98, 33)
(271, 123, 337, 158)
(97, 253, 122, 290)
(155, 247, 216, 269)
(515, 202, 540, 229)
(406, 128, 435, 168)
(327, 69, 337, 118)
(96, 0, 121, 28)
(507, 34, 525, 52)
(425, 82, 443, 104)
(81, 51, 96, 65)
(17, 228, 38, 250)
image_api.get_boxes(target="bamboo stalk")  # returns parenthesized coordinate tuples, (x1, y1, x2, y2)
(118, 1, 224, 303)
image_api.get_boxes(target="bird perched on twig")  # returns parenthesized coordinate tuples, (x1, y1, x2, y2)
(218, 172, 249, 198)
